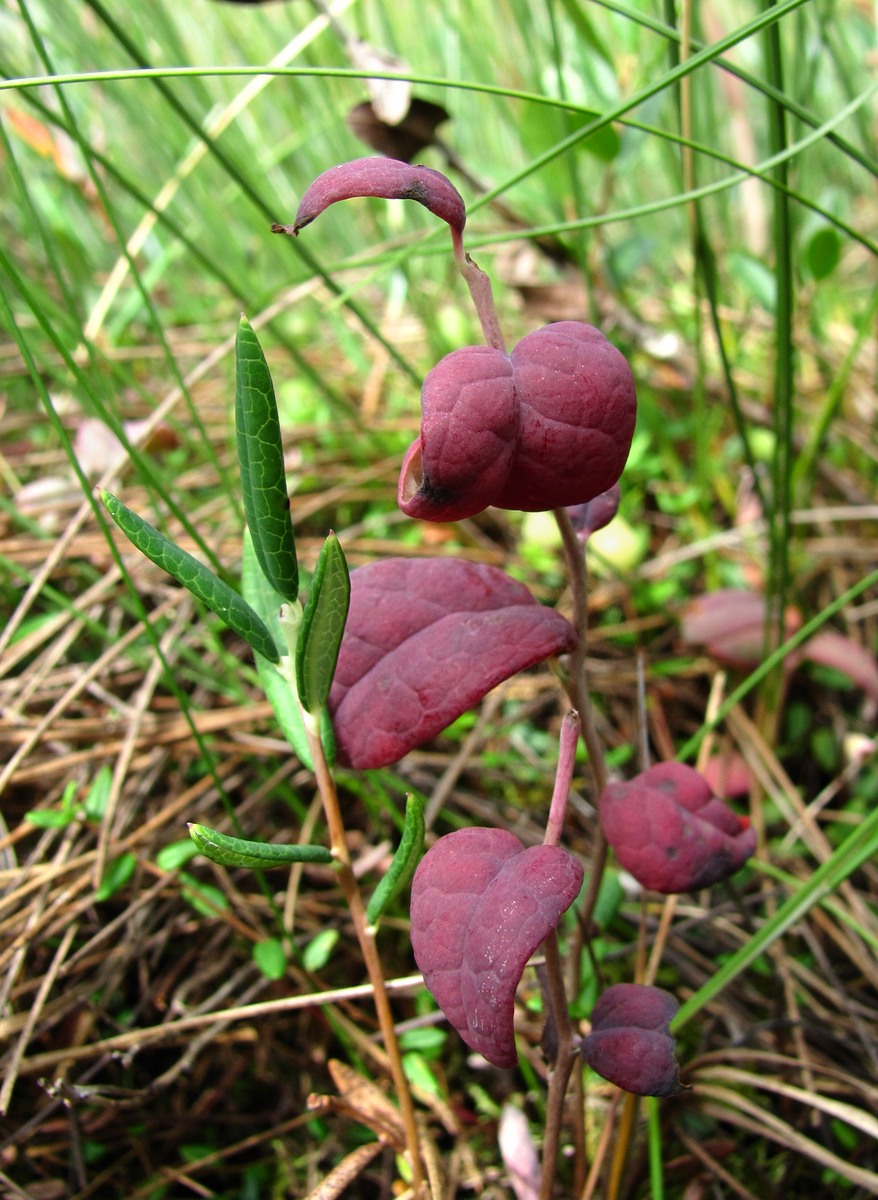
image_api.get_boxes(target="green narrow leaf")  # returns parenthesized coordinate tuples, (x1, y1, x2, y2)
(366, 795, 426, 926)
(155, 839, 200, 872)
(25, 807, 74, 829)
(83, 764, 113, 821)
(188, 823, 333, 869)
(295, 532, 351, 716)
(179, 872, 229, 917)
(101, 489, 280, 664)
(235, 315, 299, 602)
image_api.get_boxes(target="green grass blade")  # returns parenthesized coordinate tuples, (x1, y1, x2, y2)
(672, 804, 878, 1032)
(764, 5, 795, 682)
(235, 316, 299, 602)
(101, 489, 280, 663)
(366, 795, 426, 926)
(188, 823, 333, 869)
(295, 533, 350, 717)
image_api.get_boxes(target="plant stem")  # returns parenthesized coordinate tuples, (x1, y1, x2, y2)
(450, 228, 507, 352)
(539, 932, 577, 1200)
(539, 711, 582, 1194)
(302, 719, 426, 1194)
(542, 512, 616, 1200)
(544, 710, 581, 847)
(553, 507, 611, 940)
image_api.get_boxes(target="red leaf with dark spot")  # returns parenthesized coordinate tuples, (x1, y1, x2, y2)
(410, 827, 583, 1068)
(328, 558, 577, 769)
(580, 983, 682, 1096)
(599, 762, 757, 893)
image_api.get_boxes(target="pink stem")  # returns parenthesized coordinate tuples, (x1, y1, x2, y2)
(451, 229, 507, 353)
(544, 710, 581, 847)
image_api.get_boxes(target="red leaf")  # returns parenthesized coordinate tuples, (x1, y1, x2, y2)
(328, 558, 577, 769)
(398, 323, 636, 521)
(599, 762, 757, 893)
(701, 750, 752, 798)
(803, 630, 878, 709)
(565, 484, 621, 542)
(579, 983, 682, 1096)
(682, 591, 878, 713)
(410, 827, 583, 1068)
(680, 589, 802, 667)
(272, 156, 466, 239)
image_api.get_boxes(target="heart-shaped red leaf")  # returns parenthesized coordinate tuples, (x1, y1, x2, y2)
(398, 323, 636, 522)
(410, 827, 583, 1068)
(328, 558, 577, 769)
(579, 983, 682, 1096)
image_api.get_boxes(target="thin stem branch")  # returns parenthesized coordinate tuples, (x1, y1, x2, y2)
(544, 710, 581, 847)
(539, 932, 577, 1200)
(450, 228, 507, 352)
(303, 720, 426, 1195)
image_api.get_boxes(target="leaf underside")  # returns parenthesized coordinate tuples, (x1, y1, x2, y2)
(328, 558, 577, 769)
(188, 823, 333, 868)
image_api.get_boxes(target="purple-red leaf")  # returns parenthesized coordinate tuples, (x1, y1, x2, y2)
(682, 590, 878, 714)
(410, 827, 584, 1068)
(398, 322, 636, 521)
(803, 630, 878, 710)
(565, 484, 621, 542)
(599, 762, 757, 893)
(680, 588, 802, 667)
(701, 750, 752, 799)
(579, 983, 682, 1097)
(327, 558, 577, 769)
(272, 156, 466, 239)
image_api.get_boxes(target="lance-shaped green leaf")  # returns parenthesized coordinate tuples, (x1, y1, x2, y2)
(101, 489, 280, 663)
(235, 315, 299, 602)
(296, 532, 351, 716)
(366, 794, 425, 926)
(188, 823, 333, 869)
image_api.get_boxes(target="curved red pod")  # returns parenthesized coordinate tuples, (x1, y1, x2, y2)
(276, 156, 467, 237)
